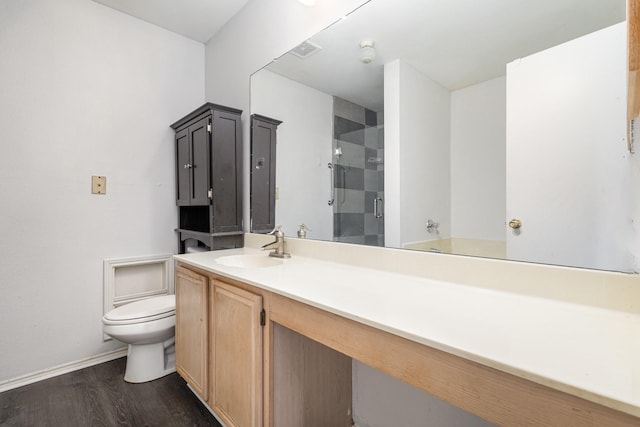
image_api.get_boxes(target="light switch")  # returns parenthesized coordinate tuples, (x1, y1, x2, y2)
(92, 176, 106, 194)
(275, 186, 279, 200)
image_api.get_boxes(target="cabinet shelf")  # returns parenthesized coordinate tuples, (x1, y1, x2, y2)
(177, 229, 244, 251)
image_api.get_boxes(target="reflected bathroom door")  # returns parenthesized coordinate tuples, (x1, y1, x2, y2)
(505, 24, 629, 271)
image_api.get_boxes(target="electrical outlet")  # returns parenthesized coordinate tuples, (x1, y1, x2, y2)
(92, 176, 106, 194)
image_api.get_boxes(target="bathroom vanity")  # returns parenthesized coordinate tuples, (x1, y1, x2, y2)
(174, 234, 640, 427)
(175, 256, 351, 427)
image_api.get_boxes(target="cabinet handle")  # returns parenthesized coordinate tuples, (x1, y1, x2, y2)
(184, 163, 193, 169)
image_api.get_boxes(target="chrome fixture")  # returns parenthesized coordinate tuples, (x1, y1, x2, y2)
(328, 162, 335, 206)
(297, 224, 311, 239)
(373, 197, 383, 218)
(426, 219, 440, 234)
(261, 225, 291, 258)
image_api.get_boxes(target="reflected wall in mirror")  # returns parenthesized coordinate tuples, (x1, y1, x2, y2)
(250, 0, 640, 273)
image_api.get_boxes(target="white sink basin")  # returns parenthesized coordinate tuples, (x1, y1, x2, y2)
(215, 254, 284, 268)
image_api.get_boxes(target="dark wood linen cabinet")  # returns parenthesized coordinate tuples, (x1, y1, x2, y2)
(250, 114, 282, 234)
(171, 103, 243, 253)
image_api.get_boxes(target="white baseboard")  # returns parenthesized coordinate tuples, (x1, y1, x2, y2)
(0, 347, 128, 393)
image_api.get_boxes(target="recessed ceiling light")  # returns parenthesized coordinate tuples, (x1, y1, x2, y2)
(298, 0, 316, 5)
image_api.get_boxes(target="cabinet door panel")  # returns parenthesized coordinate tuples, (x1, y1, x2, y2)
(176, 129, 191, 206)
(211, 279, 262, 427)
(175, 266, 208, 400)
(250, 116, 279, 233)
(211, 110, 242, 232)
(190, 117, 211, 206)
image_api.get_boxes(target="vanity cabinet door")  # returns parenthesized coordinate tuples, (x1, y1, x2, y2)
(175, 266, 209, 401)
(210, 279, 263, 427)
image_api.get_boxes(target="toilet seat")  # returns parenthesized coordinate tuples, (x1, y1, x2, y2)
(103, 294, 175, 325)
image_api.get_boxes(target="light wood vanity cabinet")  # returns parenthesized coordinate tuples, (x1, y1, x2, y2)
(175, 266, 209, 401)
(175, 260, 640, 427)
(175, 266, 263, 427)
(175, 263, 353, 427)
(176, 258, 640, 427)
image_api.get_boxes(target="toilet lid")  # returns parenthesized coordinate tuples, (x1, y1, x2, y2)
(104, 295, 175, 322)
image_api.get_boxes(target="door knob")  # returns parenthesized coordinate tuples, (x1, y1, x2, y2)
(508, 219, 522, 229)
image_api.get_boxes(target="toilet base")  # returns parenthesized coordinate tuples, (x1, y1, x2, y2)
(123, 339, 176, 383)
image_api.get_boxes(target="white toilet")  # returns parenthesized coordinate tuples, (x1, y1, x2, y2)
(102, 294, 176, 383)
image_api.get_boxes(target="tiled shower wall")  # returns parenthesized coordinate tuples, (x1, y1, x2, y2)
(333, 97, 384, 246)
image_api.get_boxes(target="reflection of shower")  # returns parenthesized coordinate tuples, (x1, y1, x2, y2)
(327, 162, 334, 206)
(331, 96, 384, 247)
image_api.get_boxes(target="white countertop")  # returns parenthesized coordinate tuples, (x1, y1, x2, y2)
(175, 247, 640, 417)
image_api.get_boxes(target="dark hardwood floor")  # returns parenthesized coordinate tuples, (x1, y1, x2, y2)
(0, 357, 222, 426)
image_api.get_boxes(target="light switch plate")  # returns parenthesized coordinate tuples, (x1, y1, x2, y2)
(275, 186, 279, 200)
(92, 176, 106, 194)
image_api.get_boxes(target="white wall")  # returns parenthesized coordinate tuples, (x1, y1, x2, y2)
(204, 0, 367, 231)
(385, 59, 451, 248)
(250, 69, 333, 240)
(451, 77, 506, 242)
(0, 0, 204, 381)
(506, 22, 633, 271)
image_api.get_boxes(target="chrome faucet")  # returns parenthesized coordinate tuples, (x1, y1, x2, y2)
(261, 225, 291, 258)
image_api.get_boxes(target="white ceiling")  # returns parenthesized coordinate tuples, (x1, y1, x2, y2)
(93, 0, 250, 43)
(266, 0, 626, 110)
(91, 0, 626, 111)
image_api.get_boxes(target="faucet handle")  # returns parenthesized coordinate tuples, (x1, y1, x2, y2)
(268, 225, 284, 236)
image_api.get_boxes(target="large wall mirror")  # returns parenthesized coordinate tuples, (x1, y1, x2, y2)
(250, 0, 640, 273)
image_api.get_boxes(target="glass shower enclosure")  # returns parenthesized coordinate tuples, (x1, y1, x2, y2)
(331, 97, 384, 247)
